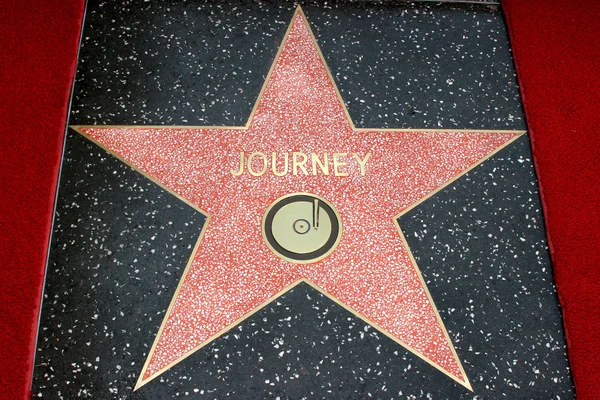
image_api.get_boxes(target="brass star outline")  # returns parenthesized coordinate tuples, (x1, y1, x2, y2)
(72, 6, 525, 392)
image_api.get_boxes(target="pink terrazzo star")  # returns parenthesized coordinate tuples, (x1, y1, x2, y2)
(75, 7, 522, 391)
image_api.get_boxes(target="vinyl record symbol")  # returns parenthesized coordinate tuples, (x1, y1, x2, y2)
(262, 193, 342, 264)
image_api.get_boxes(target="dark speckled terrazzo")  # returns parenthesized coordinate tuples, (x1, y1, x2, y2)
(70, 1, 296, 126)
(33, 131, 206, 398)
(304, 2, 524, 129)
(71, 1, 523, 129)
(33, 1, 572, 399)
(399, 135, 572, 398)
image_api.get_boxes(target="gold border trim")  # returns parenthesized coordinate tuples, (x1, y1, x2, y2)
(67, 5, 529, 392)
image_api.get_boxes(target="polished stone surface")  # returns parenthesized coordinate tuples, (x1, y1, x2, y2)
(33, 1, 572, 398)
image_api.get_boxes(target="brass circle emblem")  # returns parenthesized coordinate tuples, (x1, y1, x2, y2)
(262, 193, 342, 264)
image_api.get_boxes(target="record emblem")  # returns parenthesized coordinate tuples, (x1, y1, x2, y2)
(262, 193, 342, 264)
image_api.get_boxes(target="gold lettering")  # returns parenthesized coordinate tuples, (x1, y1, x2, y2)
(311, 152, 329, 175)
(271, 152, 289, 177)
(247, 152, 267, 176)
(332, 153, 348, 176)
(293, 152, 308, 175)
(230, 151, 245, 176)
(230, 151, 371, 177)
(352, 152, 371, 176)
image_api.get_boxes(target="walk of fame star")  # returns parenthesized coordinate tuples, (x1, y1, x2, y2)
(72, 6, 524, 392)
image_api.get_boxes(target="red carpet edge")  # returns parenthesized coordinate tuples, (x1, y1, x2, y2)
(0, 1, 86, 398)
(503, 0, 600, 398)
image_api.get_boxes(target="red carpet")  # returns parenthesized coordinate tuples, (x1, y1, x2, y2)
(503, 0, 600, 398)
(0, 1, 86, 398)
(0, 1, 597, 398)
